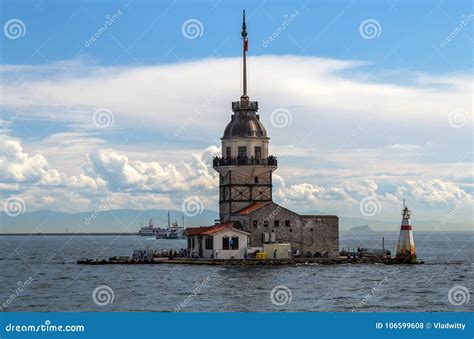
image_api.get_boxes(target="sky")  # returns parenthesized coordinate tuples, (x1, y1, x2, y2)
(0, 0, 472, 230)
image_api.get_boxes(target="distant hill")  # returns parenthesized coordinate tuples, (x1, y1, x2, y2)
(0, 209, 218, 234)
(348, 225, 373, 232)
(0, 208, 468, 233)
(300, 211, 467, 232)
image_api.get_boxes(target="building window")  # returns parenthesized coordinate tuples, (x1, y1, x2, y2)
(192, 237, 195, 248)
(274, 220, 279, 227)
(187, 237, 192, 249)
(238, 146, 247, 157)
(263, 219, 268, 227)
(205, 236, 213, 250)
(253, 220, 258, 227)
(226, 147, 231, 158)
(285, 220, 291, 227)
(222, 237, 230, 250)
(254, 176, 259, 183)
(254, 147, 261, 159)
(230, 237, 239, 250)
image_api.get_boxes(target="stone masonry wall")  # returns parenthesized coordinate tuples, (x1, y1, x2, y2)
(232, 202, 339, 257)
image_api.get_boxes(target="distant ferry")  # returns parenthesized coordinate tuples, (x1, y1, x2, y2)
(138, 219, 164, 237)
(156, 221, 185, 239)
(137, 213, 186, 239)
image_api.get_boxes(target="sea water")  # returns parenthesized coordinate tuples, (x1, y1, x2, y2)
(0, 232, 472, 312)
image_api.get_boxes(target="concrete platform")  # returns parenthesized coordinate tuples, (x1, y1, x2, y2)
(77, 256, 421, 266)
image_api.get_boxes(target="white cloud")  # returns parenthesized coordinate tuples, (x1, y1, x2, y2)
(385, 144, 425, 151)
(399, 179, 473, 206)
(0, 138, 62, 185)
(274, 175, 472, 223)
(87, 150, 187, 192)
(0, 138, 105, 190)
(0, 56, 471, 138)
(0, 137, 219, 212)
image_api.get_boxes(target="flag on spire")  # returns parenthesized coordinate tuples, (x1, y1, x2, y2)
(242, 10, 248, 51)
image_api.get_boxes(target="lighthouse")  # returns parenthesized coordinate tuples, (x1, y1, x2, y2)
(396, 200, 417, 263)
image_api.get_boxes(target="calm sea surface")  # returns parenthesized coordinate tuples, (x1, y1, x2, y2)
(0, 232, 472, 312)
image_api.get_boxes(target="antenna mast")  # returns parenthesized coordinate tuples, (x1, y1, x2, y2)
(241, 10, 248, 100)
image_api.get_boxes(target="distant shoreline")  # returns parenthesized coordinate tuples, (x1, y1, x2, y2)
(0, 230, 468, 236)
(0, 233, 140, 236)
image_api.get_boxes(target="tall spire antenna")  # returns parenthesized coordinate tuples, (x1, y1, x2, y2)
(241, 9, 249, 100)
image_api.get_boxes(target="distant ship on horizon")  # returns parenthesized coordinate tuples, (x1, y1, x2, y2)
(138, 218, 162, 236)
(138, 212, 185, 239)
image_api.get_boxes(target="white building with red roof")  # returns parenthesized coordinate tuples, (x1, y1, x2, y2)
(185, 223, 250, 259)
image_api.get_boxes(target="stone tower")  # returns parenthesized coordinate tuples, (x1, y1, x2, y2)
(213, 11, 277, 222)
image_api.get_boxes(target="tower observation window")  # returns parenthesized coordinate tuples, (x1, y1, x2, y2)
(238, 147, 247, 157)
(254, 147, 261, 159)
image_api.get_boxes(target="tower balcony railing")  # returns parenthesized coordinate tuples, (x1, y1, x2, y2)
(213, 156, 277, 168)
(232, 101, 258, 111)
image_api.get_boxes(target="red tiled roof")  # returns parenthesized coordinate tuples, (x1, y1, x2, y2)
(235, 202, 270, 215)
(185, 222, 235, 236)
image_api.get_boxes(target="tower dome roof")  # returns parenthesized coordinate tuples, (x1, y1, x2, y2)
(223, 113, 267, 139)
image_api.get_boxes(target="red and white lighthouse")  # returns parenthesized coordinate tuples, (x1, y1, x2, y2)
(396, 200, 417, 263)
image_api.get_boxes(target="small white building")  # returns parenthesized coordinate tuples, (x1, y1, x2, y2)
(185, 223, 250, 259)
